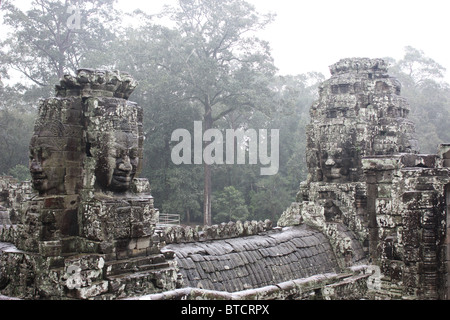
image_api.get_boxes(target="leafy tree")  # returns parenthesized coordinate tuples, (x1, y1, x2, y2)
(243, 73, 323, 223)
(0, 0, 119, 89)
(386, 46, 450, 153)
(8, 164, 31, 181)
(129, 0, 278, 225)
(268, 74, 323, 185)
(396, 46, 447, 86)
(212, 186, 249, 223)
(0, 83, 36, 176)
(248, 175, 291, 222)
(161, 166, 203, 224)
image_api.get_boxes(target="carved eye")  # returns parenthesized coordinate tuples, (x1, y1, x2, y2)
(41, 149, 51, 161)
(30, 148, 44, 161)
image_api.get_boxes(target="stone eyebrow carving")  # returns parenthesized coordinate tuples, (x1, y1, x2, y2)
(33, 120, 66, 151)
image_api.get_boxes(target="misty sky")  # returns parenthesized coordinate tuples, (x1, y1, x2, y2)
(117, 0, 450, 81)
(4, 0, 450, 81)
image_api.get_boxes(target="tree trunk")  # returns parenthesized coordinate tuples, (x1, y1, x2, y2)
(57, 49, 65, 80)
(204, 162, 212, 225)
(186, 208, 191, 225)
(203, 99, 213, 226)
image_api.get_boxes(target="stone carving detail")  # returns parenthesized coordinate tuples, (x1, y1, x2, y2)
(55, 68, 138, 99)
(279, 58, 450, 300)
(84, 97, 143, 193)
(0, 60, 448, 301)
(323, 200, 342, 222)
(362, 152, 449, 299)
(161, 219, 273, 244)
(307, 58, 419, 184)
(29, 138, 65, 195)
(0, 70, 179, 300)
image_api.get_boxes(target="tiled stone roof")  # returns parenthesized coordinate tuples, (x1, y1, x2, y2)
(167, 224, 364, 292)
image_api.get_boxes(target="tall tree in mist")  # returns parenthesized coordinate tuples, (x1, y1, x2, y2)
(0, 0, 119, 88)
(146, 0, 278, 225)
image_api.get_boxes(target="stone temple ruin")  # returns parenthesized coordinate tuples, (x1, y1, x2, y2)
(0, 70, 180, 299)
(278, 58, 450, 299)
(0, 58, 449, 300)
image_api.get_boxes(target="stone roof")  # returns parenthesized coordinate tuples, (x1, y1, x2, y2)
(167, 224, 366, 293)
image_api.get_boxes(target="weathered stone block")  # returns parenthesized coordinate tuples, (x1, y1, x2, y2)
(72, 280, 109, 300)
(43, 197, 65, 209)
(64, 254, 105, 271)
(376, 198, 392, 215)
(131, 178, 151, 194)
(376, 215, 398, 229)
(39, 241, 61, 257)
(377, 184, 392, 198)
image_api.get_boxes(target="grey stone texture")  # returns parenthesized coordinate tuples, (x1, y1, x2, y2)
(0, 70, 179, 300)
(279, 58, 450, 300)
(161, 219, 273, 244)
(363, 151, 449, 299)
(0, 59, 448, 300)
(166, 224, 366, 293)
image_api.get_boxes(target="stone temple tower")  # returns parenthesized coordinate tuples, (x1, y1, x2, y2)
(279, 58, 450, 300)
(281, 58, 420, 251)
(0, 61, 448, 301)
(0, 70, 180, 299)
(306, 58, 419, 185)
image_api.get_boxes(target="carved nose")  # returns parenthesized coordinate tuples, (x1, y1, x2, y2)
(30, 159, 42, 172)
(118, 156, 132, 172)
(325, 157, 335, 167)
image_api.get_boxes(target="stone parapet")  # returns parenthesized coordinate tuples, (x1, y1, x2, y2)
(126, 266, 373, 300)
(160, 219, 273, 244)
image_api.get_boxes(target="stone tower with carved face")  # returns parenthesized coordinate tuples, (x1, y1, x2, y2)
(1, 70, 180, 300)
(280, 58, 421, 263)
(279, 58, 450, 300)
(306, 58, 419, 184)
(283, 58, 420, 248)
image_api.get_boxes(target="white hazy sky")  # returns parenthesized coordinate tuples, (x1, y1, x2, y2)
(116, 0, 450, 81)
(5, 0, 450, 81)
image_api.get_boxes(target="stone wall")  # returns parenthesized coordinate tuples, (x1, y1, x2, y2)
(127, 267, 373, 300)
(160, 219, 273, 244)
(0, 70, 180, 300)
(363, 150, 449, 299)
(0, 177, 34, 243)
(278, 58, 450, 300)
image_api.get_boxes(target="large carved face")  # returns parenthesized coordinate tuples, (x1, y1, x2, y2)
(95, 130, 139, 192)
(29, 124, 66, 195)
(320, 146, 356, 182)
(321, 148, 346, 181)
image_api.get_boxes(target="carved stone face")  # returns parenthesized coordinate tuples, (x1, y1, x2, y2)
(95, 131, 139, 192)
(320, 147, 355, 182)
(29, 135, 66, 195)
